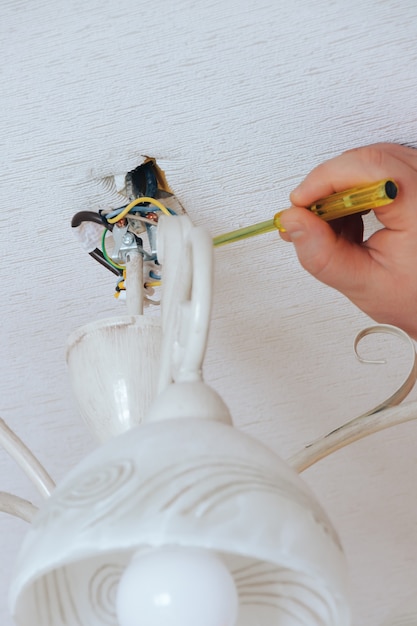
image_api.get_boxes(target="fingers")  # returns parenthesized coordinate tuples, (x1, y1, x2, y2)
(278, 206, 372, 295)
(280, 144, 417, 337)
(290, 144, 417, 232)
(334, 214, 365, 244)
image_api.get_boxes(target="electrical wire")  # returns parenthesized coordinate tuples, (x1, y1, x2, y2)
(73, 197, 169, 287)
(101, 229, 126, 270)
(107, 197, 171, 223)
(71, 211, 111, 230)
(127, 215, 159, 226)
(89, 249, 123, 276)
(105, 210, 158, 226)
(101, 206, 129, 218)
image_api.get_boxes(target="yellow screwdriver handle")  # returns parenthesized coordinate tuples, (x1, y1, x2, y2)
(278, 178, 398, 224)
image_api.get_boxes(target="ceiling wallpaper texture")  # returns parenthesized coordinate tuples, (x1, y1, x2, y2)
(1, 1, 417, 624)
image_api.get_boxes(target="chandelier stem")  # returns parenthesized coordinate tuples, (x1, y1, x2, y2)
(125, 249, 144, 316)
(0, 418, 55, 498)
(0, 492, 37, 523)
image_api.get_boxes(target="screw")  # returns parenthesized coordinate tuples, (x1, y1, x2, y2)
(122, 232, 135, 245)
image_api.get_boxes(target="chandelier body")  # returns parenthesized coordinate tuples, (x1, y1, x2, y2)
(9, 215, 350, 625)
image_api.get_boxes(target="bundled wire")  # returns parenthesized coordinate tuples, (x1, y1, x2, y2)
(101, 229, 126, 271)
(71, 210, 111, 230)
(72, 194, 173, 301)
(90, 249, 123, 276)
(106, 197, 172, 223)
(71, 210, 123, 275)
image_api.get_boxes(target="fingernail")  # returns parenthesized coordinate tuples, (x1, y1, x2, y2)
(274, 211, 286, 232)
(274, 211, 306, 240)
(286, 226, 306, 241)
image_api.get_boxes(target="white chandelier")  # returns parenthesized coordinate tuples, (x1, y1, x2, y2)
(2, 209, 417, 626)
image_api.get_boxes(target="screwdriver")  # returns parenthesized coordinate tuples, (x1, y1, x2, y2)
(212, 179, 398, 247)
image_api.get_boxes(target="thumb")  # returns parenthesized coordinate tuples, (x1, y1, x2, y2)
(278, 206, 370, 293)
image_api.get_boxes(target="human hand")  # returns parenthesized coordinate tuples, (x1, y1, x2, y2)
(278, 143, 417, 338)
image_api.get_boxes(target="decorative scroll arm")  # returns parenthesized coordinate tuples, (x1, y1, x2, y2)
(289, 325, 417, 473)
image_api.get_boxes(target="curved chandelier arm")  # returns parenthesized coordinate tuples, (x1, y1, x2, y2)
(157, 216, 192, 391)
(0, 492, 37, 523)
(177, 226, 213, 382)
(352, 325, 417, 412)
(0, 418, 55, 498)
(289, 325, 417, 473)
(289, 400, 417, 473)
(157, 216, 213, 390)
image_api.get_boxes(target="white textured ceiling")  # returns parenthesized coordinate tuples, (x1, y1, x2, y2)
(2, 0, 417, 624)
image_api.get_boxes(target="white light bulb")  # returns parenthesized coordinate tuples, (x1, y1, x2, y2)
(116, 546, 239, 626)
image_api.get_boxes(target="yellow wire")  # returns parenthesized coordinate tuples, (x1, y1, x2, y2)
(101, 229, 125, 270)
(107, 197, 171, 223)
(145, 281, 162, 288)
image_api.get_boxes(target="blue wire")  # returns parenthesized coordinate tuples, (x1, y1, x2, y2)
(105, 206, 148, 219)
(105, 205, 177, 219)
(105, 206, 128, 219)
(149, 270, 161, 280)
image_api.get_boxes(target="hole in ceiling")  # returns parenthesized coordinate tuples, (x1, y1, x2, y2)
(102, 158, 186, 215)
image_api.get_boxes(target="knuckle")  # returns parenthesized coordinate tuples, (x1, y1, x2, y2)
(344, 144, 387, 170)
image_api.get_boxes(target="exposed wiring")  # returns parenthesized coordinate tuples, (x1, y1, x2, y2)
(71, 176, 175, 298)
(100, 206, 128, 218)
(115, 278, 161, 301)
(89, 249, 123, 276)
(71, 210, 124, 276)
(114, 276, 126, 299)
(105, 211, 158, 225)
(116, 278, 125, 291)
(107, 197, 171, 223)
(101, 229, 126, 270)
(127, 215, 159, 226)
(71, 211, 112, 230)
